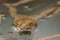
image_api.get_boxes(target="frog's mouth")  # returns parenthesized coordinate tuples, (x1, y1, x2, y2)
(13, 25, 37, 32)
(13, 26, 32, 35)
(13, 22, 37, 35)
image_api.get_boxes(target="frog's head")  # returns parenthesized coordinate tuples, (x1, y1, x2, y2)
(13, 16, 37, 31)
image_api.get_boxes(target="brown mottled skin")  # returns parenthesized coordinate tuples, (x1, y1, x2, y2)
(14, 15, 36, 30)
(2, 0, 60, 39)
(3, 4, 36, 31)
(3, 4, 60, 31)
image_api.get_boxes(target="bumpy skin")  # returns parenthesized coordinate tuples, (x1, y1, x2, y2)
(14, 15, 36, 30)
(3, 4, 36, 31)
(3, 3, 60, 36)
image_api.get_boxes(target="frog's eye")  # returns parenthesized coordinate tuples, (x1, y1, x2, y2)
(29, 23, 33, 26)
